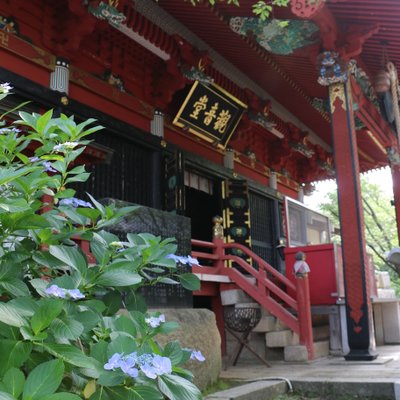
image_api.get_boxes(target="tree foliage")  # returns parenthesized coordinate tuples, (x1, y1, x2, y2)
(318, 176, 399, 286)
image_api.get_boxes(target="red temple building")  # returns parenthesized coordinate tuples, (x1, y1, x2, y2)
(2, 0, 400, 362)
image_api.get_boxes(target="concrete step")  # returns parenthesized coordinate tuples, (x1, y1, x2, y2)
(284, 340, 330, 362)
(205, 380, 287, 400)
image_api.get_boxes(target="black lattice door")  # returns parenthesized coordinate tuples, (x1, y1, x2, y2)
(249, 192, 277, 268)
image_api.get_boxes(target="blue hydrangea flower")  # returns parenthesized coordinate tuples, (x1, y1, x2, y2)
(119, 358, 139, 378)
(186, 255, 200, 266)
(43, 161, 57, 173)
(104, 353, 123, 370)
(0, 127, 20, 134)
(0, 82, 12, 93)
(145, 314, 165, 328)
(45, 284, 66, 298)
(167, 254, 199, 266)
(190, 350, 206, 362)
(53, 142, 79, 153)
(68, 289, 85, 300)
(140, 356, 172, 379)
(45, 284, 85, 300)
(29, 156, 40, 162)
(151, 355, 172, 375)
(104, 352, 172, 380)
(59, 197, 93, 208)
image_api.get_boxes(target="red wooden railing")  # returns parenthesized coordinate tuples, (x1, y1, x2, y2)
(191, 237, 314, 360)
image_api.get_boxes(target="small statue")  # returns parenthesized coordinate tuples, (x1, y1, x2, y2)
(293, 251, 310, 277)
(212, 216, 224, 239)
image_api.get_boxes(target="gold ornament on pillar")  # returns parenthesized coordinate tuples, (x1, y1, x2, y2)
(329, 83, 346, 112)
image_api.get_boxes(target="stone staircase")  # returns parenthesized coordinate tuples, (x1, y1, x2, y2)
(222, 287, 330, 363)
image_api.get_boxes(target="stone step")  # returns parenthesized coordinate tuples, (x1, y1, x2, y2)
(205, 380, 287, 400)
(266, 329, 299, 347)
(284, 340, 330, 362)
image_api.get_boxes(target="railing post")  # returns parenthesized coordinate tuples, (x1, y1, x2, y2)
(212, 216, 225, 272)
(295, 274, 315, 360)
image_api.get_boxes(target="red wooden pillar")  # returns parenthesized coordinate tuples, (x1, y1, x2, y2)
(295, 274, 314, 360)
(390, 160, 400, 245)
(329, 82, 377, 360)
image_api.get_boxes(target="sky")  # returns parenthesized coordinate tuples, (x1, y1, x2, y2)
(304, 166, 393, 211)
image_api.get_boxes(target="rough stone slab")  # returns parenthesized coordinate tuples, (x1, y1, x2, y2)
(284, 345, 308, 362)
(205, 380, 287, 400)
(221, 289, 252, 306)
(152, 308, 221, 391)
(253, 316, 276, 332)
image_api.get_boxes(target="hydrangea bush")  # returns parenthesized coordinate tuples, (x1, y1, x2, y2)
(0, 83, 204, 399)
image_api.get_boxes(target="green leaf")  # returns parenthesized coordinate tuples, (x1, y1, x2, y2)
(107, 336, 137, 358)
(97, 371, 125, 387)
(31, 299, 64, 335)
(30, 278, 50, 297)
(3, 367, 25, 398)
(36, 109, 53, 135)
(41, 343, 98, 368)
(0, 303, 27, 327)
(65, 172, 91, 184)
(0, 392, 16, 400)
(113, 315, 137, 337)
(54, 188, 76, 199)
(178, 273, 200, 291)
(102, 291, 121, 316)
(131, 386, 164, 400)
(22, 359, 64, 400)
(0, 166, 38, 186)
(158, 374, 202, 400)
(157, 321, 179, 335)
(105, 386, 163, 400)
(0, 278, 30, 297)
(42, 394, 83, 400)
(96, 270, 142, 287)
(50, 317, 84, 340)
(49, 245, 87, 277)
(89, 387, 110, 400)
(163, 341, 184, 366)
(86, 193, 106, 217)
